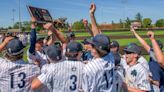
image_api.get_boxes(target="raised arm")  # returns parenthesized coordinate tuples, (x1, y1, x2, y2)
(89, 3, 101, 36)
(83, 19, 94, 37)
(29, 17, 37, 55)
(130, 26, 150, 52)
(43, 23, 67, 44)
(148, 31, 164, 68)
(0, 36, 13, 52)
(43, 30, 56, 46)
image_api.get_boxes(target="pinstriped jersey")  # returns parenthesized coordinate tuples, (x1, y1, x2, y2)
(82, 58, 115, 92)
(37, 61, 84, 92)
(125, 63, 151, 91)
(27, 49, 48, 67)
(0, 58, 40, 92)
(114, 65, 125, 92)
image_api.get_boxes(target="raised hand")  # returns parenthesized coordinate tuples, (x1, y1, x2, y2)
(130, 25, 135, 32)
(4, 36, 14, 44)
(31, 17, 37, 23)
(83, 19, 88, 26)
(43, 23, 55, 31)
(90, 3, 96, 14)
(31, 17, 37, 29)
(147, 31, 154, 40)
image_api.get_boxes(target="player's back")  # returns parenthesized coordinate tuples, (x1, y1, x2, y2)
(0, 58, 40, 92)
(82, 58, 115, 92)
(42, 60, 84, 92)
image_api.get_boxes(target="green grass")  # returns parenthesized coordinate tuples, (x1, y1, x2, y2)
(72, 30, 164, 37)
(23, 44, 30, 62)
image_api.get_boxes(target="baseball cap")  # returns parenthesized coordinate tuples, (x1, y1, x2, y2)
(36, 37, 44, 43)
(110, 40, 119, 48)
(6, 38, 25, 55)
(123, 43, 141, 54)
(45, 45, 62, 61)
(86, 34, 110, 51)
(6, 32, 13, 37)
(81, 39, 92, 45)
(66, 32, 75, 38)
(66, 42, 83, 53)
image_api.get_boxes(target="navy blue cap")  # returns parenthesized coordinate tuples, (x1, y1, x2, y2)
(81, 39, 91, 45)
(6, 32, 13, 36)
(87, 34, 110, 51)
(6, 38, 25, 55)
(46, 45, 62, 61)
(110, 40, 119, 48)
(123, 43, 141, 54)
(66, 42, 83, 53)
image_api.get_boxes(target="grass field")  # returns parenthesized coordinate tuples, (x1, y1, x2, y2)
(74, 30, 164, 37)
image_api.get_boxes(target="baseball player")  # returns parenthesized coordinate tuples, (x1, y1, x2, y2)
(0, 37, 40, 92)
(123, 44, 151, 91)
(31, 42, 85, 92)
(147, 31, 164, 92)
(82, 34, 115, 92)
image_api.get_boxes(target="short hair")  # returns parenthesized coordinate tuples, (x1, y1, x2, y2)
(4, 52, 23, 61)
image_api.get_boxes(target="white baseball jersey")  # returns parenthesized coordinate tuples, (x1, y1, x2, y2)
(37, 60, 84, 92)
(0, 58, 40, 92)
(125, 63, 151, 91)
(114, 65, 125, 92)
(121, 55, 151, 75)
(82, 58, 115, 92)
(27, 49, 48, 67)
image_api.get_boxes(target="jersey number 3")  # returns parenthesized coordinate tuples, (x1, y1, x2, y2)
(70, 75, 77, 91)
(10, 72, 26, 88)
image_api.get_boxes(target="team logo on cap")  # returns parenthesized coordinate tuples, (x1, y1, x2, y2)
(8, 48, 12, 53)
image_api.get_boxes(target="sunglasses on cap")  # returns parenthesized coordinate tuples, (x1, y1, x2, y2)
(125, 51, 134, 54)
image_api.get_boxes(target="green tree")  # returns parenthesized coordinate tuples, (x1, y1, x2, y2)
(8, 26, 12, 29)
(155, 19, 164, 27)
(111, 21, 115, 25)
(22, 21, 31, 31)
(135, 12, 142, 22)
(143, 18, 152, 28)
(125, 17, 131, 28)
(135, 12, 143, 27)
(72, 20, 85, 30)
(13, 22, 20, 29)
(119, 19, 123, 28)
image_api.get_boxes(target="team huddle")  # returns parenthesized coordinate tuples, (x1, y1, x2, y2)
(0, 3, 164, 92)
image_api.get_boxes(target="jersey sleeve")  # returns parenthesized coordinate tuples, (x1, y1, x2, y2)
(82, 71, 90, 92)
(136, 69, 151, 91)
(37, 71, 53, 85)
(27, 49, 37, 64)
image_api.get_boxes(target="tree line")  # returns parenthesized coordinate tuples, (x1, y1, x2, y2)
(0, 13, 164, 31)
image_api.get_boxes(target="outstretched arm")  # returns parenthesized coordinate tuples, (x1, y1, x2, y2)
(148, 31, 164, 68)
(89, 3, 101, 36)
(29, 17, 37, 55)
(0, 36, 13, 52)
(43, 23, 67, 44)
(83, 19, 94, 37)
(130, 26, 150, 52)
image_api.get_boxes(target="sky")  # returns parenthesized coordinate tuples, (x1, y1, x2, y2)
(0, 0, 164, 27)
